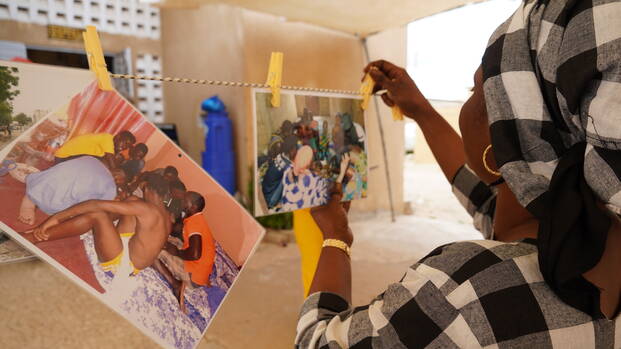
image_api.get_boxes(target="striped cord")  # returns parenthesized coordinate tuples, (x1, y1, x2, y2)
(110, 73, 361, 95)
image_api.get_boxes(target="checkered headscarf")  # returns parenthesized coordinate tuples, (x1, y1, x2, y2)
(482, 0, 621, 317)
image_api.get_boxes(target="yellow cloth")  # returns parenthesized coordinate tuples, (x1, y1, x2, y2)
(293, 208, 324, 296)
(55, 133, 115, 159)
(99, 233, 141, 276)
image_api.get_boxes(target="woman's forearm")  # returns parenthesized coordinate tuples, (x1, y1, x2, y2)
(415, 107, 466, 182)
(307, 185, 353, 303)
(308, 247, 352, 304)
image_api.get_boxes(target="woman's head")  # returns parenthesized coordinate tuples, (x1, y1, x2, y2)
(458, 66, 499, 185)
(476, 0, 621, 319)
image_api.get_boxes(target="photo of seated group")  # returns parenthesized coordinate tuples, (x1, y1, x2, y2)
(253, 89, 367, 216)
(0, 80, 264, 349)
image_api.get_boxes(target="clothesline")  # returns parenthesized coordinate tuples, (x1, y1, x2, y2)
(110, 73, 362, 96)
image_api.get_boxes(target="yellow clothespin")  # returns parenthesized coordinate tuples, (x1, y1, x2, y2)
(391, 105, 404, 121)
(83, 25, 113, 91)
(359, 73, 374, 110)
(266, 52, 284, 107)
(360, 72, 404, 121)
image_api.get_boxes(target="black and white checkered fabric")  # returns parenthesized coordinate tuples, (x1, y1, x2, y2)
(482, 0, 621, 318)
(295, 239, 620, 348)
(451, 165, 497, 239)
(482, 0, 621, 213)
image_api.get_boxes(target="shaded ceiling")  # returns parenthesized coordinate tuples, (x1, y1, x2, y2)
(155, 0, 485, 36)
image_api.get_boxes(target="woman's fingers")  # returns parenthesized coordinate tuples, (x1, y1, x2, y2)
(368, 68, 395, 91)
(363, 61, 385, 81)
(362, 61, 379, 75)
(362, 59, 428, 121)
(381, 93, 395, 107)
(364, 60, 400, 77)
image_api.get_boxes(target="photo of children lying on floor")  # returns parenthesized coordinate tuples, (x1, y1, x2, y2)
(0, 81, 264, 349)
(254, 89, 367, 216)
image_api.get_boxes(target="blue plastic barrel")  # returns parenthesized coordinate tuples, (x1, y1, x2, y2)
(201, 96, 236, 195)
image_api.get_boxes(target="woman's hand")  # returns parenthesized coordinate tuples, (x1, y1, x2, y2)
(311, 184, 353, 246)
(363, 60, 433, 122)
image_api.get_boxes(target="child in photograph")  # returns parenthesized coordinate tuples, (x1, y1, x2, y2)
(116, 143, 149, 199)
(154, 191, 216, 310)
(168, 179, 188, 239)
(152, 165, 179, 183)
(129, 165, 179, 196)
(54, 130, 136, 170)
(120, 143, 148, 180)
(262, 135, 298, 209)
(23, 174, 171, 281)
(17, 156, 128, 225)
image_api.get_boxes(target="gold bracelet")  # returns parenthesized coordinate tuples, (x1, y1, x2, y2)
(322, 239, 351, 257)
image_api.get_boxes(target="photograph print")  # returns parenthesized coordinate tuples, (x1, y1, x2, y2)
(0, 79, 265, 349)
(253, 89, 367, 216)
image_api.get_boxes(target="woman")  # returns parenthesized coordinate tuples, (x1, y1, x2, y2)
(296, 1, 621, 347)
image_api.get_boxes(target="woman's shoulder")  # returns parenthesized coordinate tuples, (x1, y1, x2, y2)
(419, 239, 537, 263)
(409, 239, 539, 290)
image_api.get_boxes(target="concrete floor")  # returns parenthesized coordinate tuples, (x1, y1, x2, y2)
(0, 162, 482, 349)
